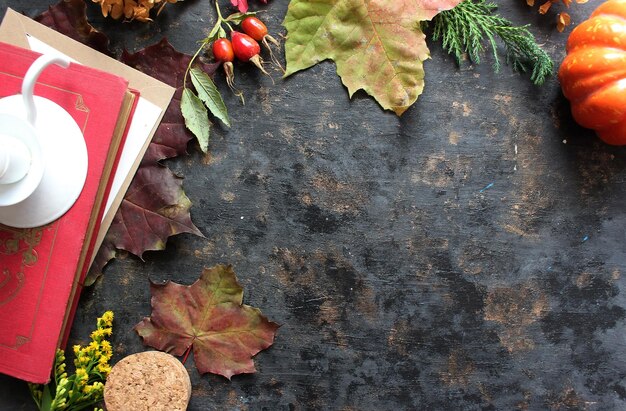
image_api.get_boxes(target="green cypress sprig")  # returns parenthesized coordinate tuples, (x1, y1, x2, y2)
(430, 0, 554, 85)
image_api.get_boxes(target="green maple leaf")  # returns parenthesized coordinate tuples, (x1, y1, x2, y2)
(283, 0, 462, 115)
(135, 265, 279, 379)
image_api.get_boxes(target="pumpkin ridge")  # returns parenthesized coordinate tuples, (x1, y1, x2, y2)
(568, 44, 626, 54)
(595, 118, 626, 145)
(559, 47, 626, 79)
(596, 12, 626, 21)
(566, 73, 626, 104)
(567, 14, 626, 51)
(591, 0, 626, 21)
(577, 77, 626, 103)
(571, 80, 626, 129)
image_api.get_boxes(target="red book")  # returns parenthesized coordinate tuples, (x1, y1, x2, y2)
(0, 42, 135, 383)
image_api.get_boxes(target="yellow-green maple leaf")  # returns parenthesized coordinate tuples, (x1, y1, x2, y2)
(283, 0, 461, 115)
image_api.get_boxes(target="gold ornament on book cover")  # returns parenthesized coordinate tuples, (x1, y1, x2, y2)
(0, 227, 42, 305)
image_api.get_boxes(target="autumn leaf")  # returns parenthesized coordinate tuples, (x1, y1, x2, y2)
(87, 240, 117, 286)
(135, 265, 279, 379)
(230, 0, 269, 14)
(85, 161, 202, 285)
(35, 0, 111, 55)
(102, 164, 203, 259)
(283, 0, 461, 115)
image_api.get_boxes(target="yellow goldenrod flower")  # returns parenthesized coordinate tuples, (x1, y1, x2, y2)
(28, 311, 115, 411)
(79, 355, 91, 366)
(97, 363, 112, 376)
(100, 340, 112, 354)
(101, 311, 114, 324)
(28, 383, 43, 401)
(92, 381, 104, 393)
(75, 367, 87, 378)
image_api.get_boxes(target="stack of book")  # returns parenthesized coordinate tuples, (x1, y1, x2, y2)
(0, 9, 174, 383)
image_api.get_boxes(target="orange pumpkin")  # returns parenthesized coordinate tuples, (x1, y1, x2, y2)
(558, 0, 626, 145)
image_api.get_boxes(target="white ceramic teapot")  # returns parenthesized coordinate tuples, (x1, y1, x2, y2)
(0, 54, 88, 228)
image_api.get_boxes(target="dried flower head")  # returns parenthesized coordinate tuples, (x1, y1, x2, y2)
(525, 0, 588, 32)
(96, 0, 124, 19)
(92, 0, 178, 22)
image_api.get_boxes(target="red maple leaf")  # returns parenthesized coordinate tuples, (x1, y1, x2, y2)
(135, 265, 279, 379)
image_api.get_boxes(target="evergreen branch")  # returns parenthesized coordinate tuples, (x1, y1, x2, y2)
(430, 0, 554, 85)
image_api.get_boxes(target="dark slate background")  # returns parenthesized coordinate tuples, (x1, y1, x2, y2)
(1, 0, 625, 410)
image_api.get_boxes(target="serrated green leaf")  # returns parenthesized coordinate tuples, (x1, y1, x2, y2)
(206, 25, 226, 43)
(208, 20, 223, 39)
(225, 11, 257, 24)
(181, 87, 211, 153)
(282, 0, 461, 115)
(190, 67, 231, 127)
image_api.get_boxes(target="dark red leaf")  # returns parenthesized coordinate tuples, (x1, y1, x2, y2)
(84, 240, 116, 286)
(121, 38, 220, 162)
(120, 38, 219, 89)
(105, 164, 203, 259)
(35, 0, 111, 55)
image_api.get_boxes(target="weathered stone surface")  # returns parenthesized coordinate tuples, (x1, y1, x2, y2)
(0, 0, 624, 409)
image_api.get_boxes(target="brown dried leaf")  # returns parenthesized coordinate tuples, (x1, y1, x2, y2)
(539, 1, 553, 14)
(87, 162, 203, 283)
(85, 241, 116, 286)
(557, 12, 571, 32)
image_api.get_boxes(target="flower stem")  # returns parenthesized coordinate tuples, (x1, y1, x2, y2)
(215, 1, 234, 32)
(184, 40, 208, 89)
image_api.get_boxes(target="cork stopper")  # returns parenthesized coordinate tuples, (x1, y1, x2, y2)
(104, 351, 191, 411)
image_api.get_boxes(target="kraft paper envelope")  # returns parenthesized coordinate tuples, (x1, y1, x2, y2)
(0, 8, 175, 259)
